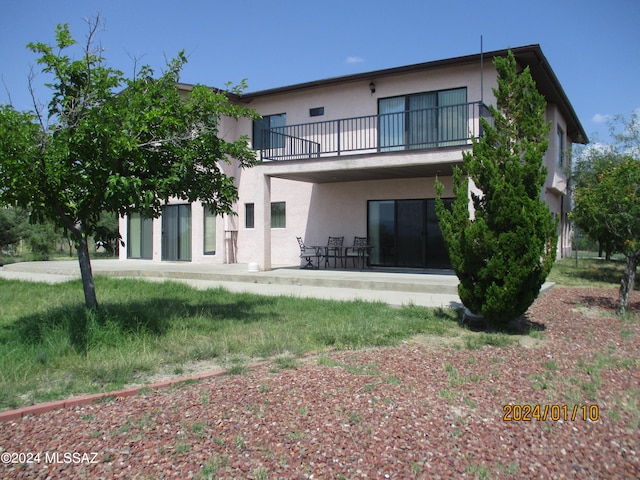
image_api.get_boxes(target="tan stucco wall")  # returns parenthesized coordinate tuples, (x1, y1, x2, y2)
(233, 174, 455, 266)
(248, 62, 498, 146)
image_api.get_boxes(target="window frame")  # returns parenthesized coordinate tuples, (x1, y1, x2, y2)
(127, 212, 153, 259)
(161, 204, 192, 261)
(378, 87, 467, 151)
(203, 205, 217, 255)
(253, 113, 286, 150)
(270, 202, 286, 229)
(557, 126, 566, 167)
(245, 203, 255, 229)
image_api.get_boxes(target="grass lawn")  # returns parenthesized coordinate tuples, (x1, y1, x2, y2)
(0, 251, 633, 411)
(547, 252, 633, 288)
(0, 277, 464, 410)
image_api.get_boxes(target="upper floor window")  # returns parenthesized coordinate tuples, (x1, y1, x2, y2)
(379, 87, 467, 151)
(557, 127, 566, 167)
(253, 113, 286, 149)
(310, 107, 324, 117)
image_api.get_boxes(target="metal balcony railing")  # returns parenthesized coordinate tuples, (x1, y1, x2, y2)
(259, 101, 490, 161)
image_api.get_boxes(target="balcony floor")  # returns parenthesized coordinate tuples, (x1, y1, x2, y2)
(259, 145, 469, 183)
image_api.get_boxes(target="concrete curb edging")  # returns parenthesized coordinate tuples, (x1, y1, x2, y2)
(0, 361, 271, 423)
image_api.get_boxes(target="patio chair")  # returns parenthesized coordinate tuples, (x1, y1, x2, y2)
(325, 236, 344, 268)
(345, 236, 370, 269)
(297, 236, 322, 269)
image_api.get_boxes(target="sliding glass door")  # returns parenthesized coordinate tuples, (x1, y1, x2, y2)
(368, 199, 452, 268)
(379, 97, 405, 152)
(396, 200, 426, 267)
(368, 201, 395, 265)
(379, 88, 467, 151)
(438, 88, 468, 146)
(407, 93, 438, 149)
(127, 213, 153, 259)
(162, 204, 191, 261)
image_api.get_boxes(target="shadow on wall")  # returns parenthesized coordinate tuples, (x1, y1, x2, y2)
(303, 183, 369, 249)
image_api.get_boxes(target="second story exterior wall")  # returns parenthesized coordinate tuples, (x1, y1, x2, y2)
(244, 61, 498, 132)
(240, 60, 501, 163)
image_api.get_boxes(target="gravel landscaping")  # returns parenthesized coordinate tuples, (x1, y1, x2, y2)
(1, 286, 638, 479)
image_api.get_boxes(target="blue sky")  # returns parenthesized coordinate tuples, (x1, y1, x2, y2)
(1, 0, 638, 145)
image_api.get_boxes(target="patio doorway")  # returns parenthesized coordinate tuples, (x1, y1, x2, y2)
(162, 204, 191, 261)
(127, 213, 153, 259)
(367, 198, 452, 268)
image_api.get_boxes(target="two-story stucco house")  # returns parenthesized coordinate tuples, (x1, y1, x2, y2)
(118, 44, 587, 270)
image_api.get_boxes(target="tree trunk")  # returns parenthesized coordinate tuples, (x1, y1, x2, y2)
(618, 254, 638, 315)
(77, 235, 99, 310)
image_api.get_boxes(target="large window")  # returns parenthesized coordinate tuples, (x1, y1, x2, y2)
(203, 205, 216, 255)
(127, 213, 153, 259)
(253, 113, 286, 150)
(379, 88, 467, 151)
(368, 199, 452, 268)
(162, 204, 191, 261)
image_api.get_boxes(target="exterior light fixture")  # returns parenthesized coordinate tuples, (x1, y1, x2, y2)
(369, 81, 376, 95)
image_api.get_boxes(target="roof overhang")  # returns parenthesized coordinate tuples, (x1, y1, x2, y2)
(509, 47, 588, 144)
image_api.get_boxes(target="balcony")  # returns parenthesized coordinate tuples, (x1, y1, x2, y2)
(259, 101, 490, 161)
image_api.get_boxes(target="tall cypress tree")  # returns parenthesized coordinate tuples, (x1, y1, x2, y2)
(436, 50, 557, 327)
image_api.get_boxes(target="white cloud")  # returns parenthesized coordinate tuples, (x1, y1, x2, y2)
(592, 113, 612, 124)
(345, 56, 364, 64)
(583, 142, 614, 155)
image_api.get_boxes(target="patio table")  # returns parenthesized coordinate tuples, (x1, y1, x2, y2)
(308, 244, 343, 269)
(308, 245, 332, 268)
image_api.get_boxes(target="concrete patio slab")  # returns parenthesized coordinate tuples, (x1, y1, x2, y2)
(1, 259, 462, 308)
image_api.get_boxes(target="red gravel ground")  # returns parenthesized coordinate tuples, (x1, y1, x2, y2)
(1, 287, 639, 479)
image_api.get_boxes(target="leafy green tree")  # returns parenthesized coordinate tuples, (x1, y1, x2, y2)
(0, 207, 21, 250)
(572, 112, 639, 314)
(436, 50, 556, 327)
(24, 218, 60, 260)
(570, 148, 625, 259)
(0, 18, 257, 309)
(93, 212, 119, 255)
(611, 110, 640, 158)
(573, 157, 640, 314)
(0, 206, 29, 252)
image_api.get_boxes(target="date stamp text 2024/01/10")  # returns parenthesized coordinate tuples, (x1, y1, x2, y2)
(503, 404, 600, 422)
